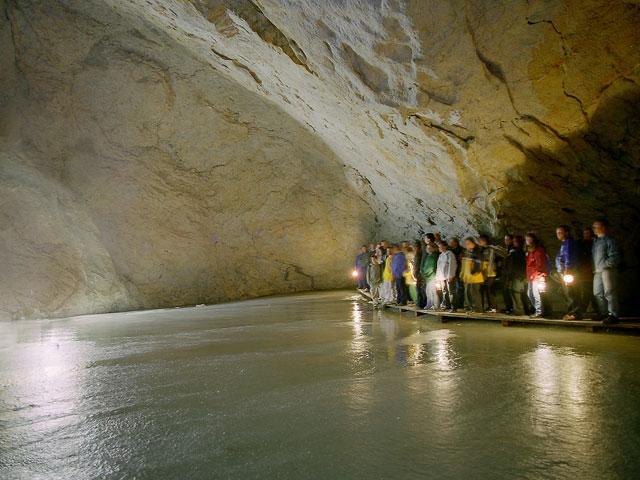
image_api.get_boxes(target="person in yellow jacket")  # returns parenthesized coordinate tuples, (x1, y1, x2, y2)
(380, 249, 395, 304)
(403, 247, 418, 303)
(460, 237, 484, 313)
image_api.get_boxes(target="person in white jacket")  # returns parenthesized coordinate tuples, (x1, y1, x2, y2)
(436, 241, 458, 311)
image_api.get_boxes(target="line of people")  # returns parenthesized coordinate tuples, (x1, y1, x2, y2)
(354, 218, 623, 325)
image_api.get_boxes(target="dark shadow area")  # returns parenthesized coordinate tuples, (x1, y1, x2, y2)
(500, 82, 640, 314)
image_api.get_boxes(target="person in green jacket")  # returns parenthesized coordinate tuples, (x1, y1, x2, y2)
(421, 243, 440, 309)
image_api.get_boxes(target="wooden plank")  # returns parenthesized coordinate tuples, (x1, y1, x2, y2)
(355, 289, 640, 335)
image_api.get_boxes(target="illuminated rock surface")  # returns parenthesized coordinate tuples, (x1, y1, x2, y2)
(1, 0, 639, 319)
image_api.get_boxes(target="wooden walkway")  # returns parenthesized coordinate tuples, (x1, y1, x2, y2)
(357, 290, 640, 335)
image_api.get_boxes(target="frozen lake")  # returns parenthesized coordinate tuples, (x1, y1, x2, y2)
(1, 290, 639, 479)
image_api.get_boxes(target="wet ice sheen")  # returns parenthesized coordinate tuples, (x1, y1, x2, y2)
(1, 291, 639, 479)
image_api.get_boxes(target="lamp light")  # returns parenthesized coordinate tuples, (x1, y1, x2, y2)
(537, 277, 547, 293)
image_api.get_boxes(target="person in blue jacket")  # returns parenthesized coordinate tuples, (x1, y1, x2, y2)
(555, 225, 582, 320)
(391, 245, 408, 306)
(592, 219, 623, 324)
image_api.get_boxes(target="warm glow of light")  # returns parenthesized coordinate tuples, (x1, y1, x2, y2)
(351, 269, 359, 278)
(435, 281, 442, 290)
(563, 274, 575, 285)
(537, 277, 547, 292)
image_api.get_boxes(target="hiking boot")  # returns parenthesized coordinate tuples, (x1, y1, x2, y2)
(530, 313, 544, 319)
(603, 315, 619, 325)
(563, 314, 577, 321)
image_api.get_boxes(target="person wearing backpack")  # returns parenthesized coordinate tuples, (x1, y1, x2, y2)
(592, 219, 623, 324)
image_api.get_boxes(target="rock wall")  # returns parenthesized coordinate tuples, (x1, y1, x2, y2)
(1, 0, 638, 319)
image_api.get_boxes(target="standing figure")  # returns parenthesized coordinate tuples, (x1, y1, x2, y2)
(367, 254, 382, 306)
(413, 241, 426, 309)
(354, 246, 369, 290)
(449, 237, 465, 309)
(592, 219, 622, 324)
(421, 243, 440, 309)
(391, 246, 408, 306)
(555, 225, 582, 320)
(436, 241, 458, 311)
(478, 235, 500, 313)
(578, 227, 595, 313)
(380, 249, 395, 304)
(501, 235, 515, 313)
(404, 247, 418, 304)
(503, 235, 527, 315)
(460, 237, 484, 313)
(525, 232, 549, 318)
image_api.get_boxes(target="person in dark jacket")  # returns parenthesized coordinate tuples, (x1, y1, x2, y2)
(592, 219, 622, 324)
(448, 237, 464, 310)
(391, 245, 408, 306)
(413, 241, 427, 309)
(355, 246, 369, 289)
(501, 235, 514, 313)
(503, 235, 528, 315)
(577, 227, 595, 314)
(555, 225, 582, 320)
(525, 232, 549, 318)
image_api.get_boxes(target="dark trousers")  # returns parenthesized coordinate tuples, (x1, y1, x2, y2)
(579, 275, 594, 313)
(464, 283, 481, 311)
(356, 267, 368, 289)
(502, 281, 514, 312)
(453, 278, 465, 309)
(395, 277, 407, 305)
(562, 282, 582, 316)
(441, 280, 454, 309)
(481, 277, 497, 310)
(416, 279, 427, 309)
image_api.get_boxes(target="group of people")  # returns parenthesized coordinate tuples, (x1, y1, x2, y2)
(354, 219, 623, 325)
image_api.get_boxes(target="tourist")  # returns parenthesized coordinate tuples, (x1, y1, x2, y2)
(449, 237, 464, 309)
(391, 245, 408, 306)
(401, 240, 410, 253)
(434, 232, 443, 243)
(578, 227, 595, 313)
(355, 245, 369, 290)
(525, 232, 549, 318)
(555, 225, 582, 320)
(380, 248, 395, 304)
(460, 237, 484, 312)
(478, 234, 500, 313)
(413, 240, 427, 309)
(424, 233, 436, 248)
(592, 219, 622, 324)
(436, 240, 457, 311)
(404, 247, 418, 304)
(367, 253, 382, 305)
(421, 243, 440, 309)
(502, 235, 527, 315)
(501, 235, 515, 313)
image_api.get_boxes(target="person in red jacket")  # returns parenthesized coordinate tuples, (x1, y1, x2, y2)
(525, 232, 549, 318)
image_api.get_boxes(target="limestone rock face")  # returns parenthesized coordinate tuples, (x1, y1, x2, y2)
(1, 0, 638, 319)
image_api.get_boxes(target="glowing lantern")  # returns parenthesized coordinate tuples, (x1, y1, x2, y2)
(351, 269, 359, 278)
(563, 274, 575, 285)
